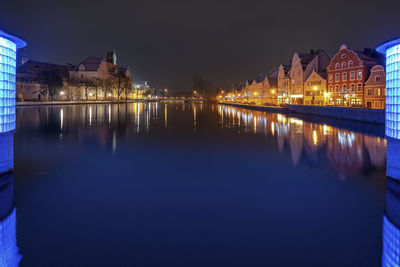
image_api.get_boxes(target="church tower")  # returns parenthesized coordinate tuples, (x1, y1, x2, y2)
(106, 49, 117, 65)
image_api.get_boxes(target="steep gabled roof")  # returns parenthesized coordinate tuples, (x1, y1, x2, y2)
(255, 73, 267, 83)
(298, 52, 317, 68)
(79, 56, 103, 71)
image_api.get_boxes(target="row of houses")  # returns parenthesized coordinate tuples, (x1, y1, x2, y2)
(222, 45, 386, 109)
(17, 50, 133, 101)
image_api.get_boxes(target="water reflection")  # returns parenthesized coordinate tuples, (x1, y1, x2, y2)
(0, 173, 21, 266)
(218, 105, 387, 179)
(383, 179, 400, 267)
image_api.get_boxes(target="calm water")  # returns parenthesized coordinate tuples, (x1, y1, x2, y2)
(6, 102, 391, 266)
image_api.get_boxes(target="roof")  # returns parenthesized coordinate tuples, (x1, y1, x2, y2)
(255, 73, 266, 83)
(18, 60, 69, 71)
(79, 56, 103, 71)
(0, 29, 27, 49)
(298, 52, 317, 68)
(376, 37, 400, 54)
(17, 60, 69, 78)
(354, 49, 384, 66)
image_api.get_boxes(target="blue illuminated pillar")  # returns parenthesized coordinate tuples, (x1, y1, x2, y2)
(376, 39, 400, 180)
(0, 30, 26, 176)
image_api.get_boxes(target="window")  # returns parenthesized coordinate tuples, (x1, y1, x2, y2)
(367, 101, 372, 108)
(348, 60, 353, 67)
(341, 54, 347, 58)
(350, 71, 355, 80)
(329, 85, 333, 92)
(329, 74, 333, 83)
(342, 62, 346, 68)
(335, 73, 340, 82)
(342, 72, 347, 81)
(343, 84, 347, 91)
(350, 84, 355, 91)
(335, 63, 340, 70)
(367, 89, 372, 95)
(357, 83, 362, 92)
(335, 85, 340, 93)
(292, 79, 294, 85)
(377, 88, 381, 96)
(375, 102, 380, 108)
(357, 70, 362, 80)
(375, 76, 381, 82)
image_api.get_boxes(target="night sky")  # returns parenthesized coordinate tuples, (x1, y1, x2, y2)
(2, 0, 400, 92)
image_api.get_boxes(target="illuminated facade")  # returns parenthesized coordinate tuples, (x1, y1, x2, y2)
(376, 38, 400, 180)
(0, 30, 26, 175)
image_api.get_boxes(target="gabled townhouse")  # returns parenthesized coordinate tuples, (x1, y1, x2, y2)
(289, 50, 330, 104)
(326, 44, 383, 106)
(364, 65, 386, 109)
(263, 70, 278, 106)
(277, 64, 291, 105)
(303, 50, 330, 106)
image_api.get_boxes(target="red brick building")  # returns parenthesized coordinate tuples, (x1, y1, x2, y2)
(326, 45, 383, 107)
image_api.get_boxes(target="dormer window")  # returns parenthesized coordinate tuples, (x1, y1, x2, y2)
(375, 76, 381, 82)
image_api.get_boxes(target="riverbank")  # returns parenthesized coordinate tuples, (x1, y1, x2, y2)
(219, 102, 385, 125)
(16, 98, 205, 107)
(16, 100, 147, 106)
(220, 102, 285, 113)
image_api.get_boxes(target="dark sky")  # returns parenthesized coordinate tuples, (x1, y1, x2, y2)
(2, 0, 400, 92)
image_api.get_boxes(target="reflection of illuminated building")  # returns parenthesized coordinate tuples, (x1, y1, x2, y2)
(0, 174, 22, 265)
(0, 30, 26, 175)
(382, 179, 400, 267)
(288, 119, 303, 166)
(326, 129, 364, 180)
(364, 136, 386, 169)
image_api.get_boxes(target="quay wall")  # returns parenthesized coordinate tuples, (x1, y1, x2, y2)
(286, 104, 385, 124)
(220, 102, 385, 125)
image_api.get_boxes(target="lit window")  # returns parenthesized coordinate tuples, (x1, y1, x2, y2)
(368, 89, 372, 95)
(377, 88, 381, 96)
(357, 70, 363, 80)
(350, 71, 355, 80)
